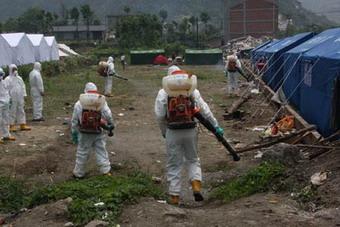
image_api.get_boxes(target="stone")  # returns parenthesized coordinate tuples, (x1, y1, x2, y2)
(262, 143, 302, 166)
(64, 222, 74, 227)
(85, 220, 110, 227)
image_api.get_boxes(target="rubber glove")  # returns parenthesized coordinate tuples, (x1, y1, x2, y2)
(71, 130, 79, 144)
(215, 126, 224, 137)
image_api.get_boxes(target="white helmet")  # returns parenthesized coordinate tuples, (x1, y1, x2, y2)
(34, 62, 42, 71)
(167, 65, 180, 76)
(84, 82, 98, 93)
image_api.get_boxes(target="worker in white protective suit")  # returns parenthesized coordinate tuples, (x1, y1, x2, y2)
(0, 68, 15, 144)
(104, 56, 116, 97)
(225, 54, 243, 96)
(155, 70, 224, 205)
(71, 82, 115, 178)
(5, 64, 31, 132)
(29, 62, 45, 121)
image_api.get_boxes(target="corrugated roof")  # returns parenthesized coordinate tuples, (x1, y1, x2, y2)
(185, 49, 222, 54)
(130, 49, 165, 54)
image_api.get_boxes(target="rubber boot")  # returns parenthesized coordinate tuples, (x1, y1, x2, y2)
(0, 139, 4, 144)
(105, 94, 113, 97)
(191, 180, 204, 202)
(3, 136, 16, 141)
(20, 124, 31, 131)
(9, 125, 17, 132)
(169, 195, 180, 205)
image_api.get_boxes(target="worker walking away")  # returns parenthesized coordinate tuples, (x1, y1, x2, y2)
(0, 67, 15, 143)
(225, 54, 243, 96)
(104, 56, 115, 97)
(5, 64, 31, 132)
(155, 69, 224, 205)
(71, 82, 115, 178)
(29, 62, 45, 121)
(120, 54, 126, 71)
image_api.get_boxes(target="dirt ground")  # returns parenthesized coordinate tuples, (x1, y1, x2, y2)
(1, 65, 340, 227)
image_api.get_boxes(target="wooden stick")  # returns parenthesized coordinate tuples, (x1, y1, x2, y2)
(296, 144, 339, 149)
(236, 125, 316, 153)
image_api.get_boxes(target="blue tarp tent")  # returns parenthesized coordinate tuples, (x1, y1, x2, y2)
(283, 28, 340, 108)
(261, 32, 314, 91)
(297, 37, 340, 136)
(250, 40, 271, 60)
(251, 39, 281, 64)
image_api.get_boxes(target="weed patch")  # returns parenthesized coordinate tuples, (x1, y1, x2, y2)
(0, 172, 163, 225)
(211, 162, 285, 202)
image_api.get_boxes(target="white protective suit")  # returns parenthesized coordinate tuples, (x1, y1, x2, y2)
(155, 88, 219, 196)
(105, 57, 115, 95)
(225, 56, 242, 95)
(29, 62, 44, 120)
(0, 68, 11, 138)
(5, 64, 27, 125)
(72, 82, 115, 178)
(167, 65, 180, 76)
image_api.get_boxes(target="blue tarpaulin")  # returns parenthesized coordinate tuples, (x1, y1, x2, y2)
(250, 40, 271, 60)
(297, 36, 340, 136)
(251, 39, 281, 64)
(283, 28, 340, 108)
(261, 32, 314, 91)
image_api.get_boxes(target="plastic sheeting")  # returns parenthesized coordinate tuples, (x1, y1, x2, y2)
(27, 34, 51, 62)
(0, 35, 12, 67)
(261, 32, 314, 91)
(283, 28, 340, 108)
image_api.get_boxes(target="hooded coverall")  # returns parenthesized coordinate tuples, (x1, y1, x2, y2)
(72, 83, 115, 178)
(225, 57, 242, 95)
(155, 89, 219, 196)
(29, 62, 44, 120)
(105, 57, 115, 96)
(5, 64, 28, 125)
(0, 70, 11, 138)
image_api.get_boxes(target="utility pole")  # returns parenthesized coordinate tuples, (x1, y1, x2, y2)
(196, 16, 199, 48)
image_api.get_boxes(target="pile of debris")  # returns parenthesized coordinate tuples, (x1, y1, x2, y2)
(223, 36, 271, 54)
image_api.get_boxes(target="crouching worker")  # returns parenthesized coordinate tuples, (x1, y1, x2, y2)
(71, 82, 115, 178)
(0, 67, 15, 143)
(155, 70, 224, 205)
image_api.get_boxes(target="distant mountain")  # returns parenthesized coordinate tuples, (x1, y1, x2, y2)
(298, 0, 340, 23)
(0, 0, 334, 28)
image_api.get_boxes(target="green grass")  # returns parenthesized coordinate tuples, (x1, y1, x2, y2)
(0, 172, 163, 225)
(211, 162, 285, 202)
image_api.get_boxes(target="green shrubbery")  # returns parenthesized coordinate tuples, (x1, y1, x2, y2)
(211, 162, 285, 202)
(0, 172, 163, 225)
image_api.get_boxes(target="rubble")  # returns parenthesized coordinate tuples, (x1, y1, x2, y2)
(223, 36, 271, 56)
(262, 143, 303, 166)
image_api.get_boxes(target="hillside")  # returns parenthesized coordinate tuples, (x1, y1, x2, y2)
(299, 0, 340, 23)
(0, 0, 334, 28)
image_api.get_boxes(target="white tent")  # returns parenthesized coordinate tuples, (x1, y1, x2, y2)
(0, 35, 12, 67)
(1, 33, 35, 65)
(44, 36, 60, 61)
(27, 34, 51, 62)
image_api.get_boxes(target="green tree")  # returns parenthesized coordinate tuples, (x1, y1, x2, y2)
(70, 7, 80, 40)
(124, 6, 131, 15)
(80, 4, 94, 40)
(116, 14, 162, 48)
(200, 11, 210, 33)
(159, 9, 168, 23)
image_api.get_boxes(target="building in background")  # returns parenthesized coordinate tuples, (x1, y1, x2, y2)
(223, 0, 278, 40)
(52, 25, 107, 41)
